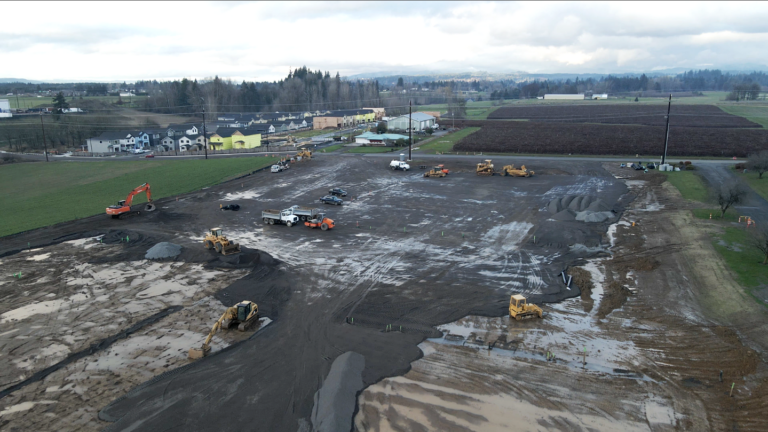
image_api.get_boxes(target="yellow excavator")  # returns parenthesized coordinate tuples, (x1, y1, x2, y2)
(501, 164, 535, 177)
(476, 159, 496, 176)
(188, 300, 259, 359)
(509, 294, 543, 320)
(203, 228, 241, 255)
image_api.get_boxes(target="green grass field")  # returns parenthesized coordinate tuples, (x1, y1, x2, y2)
(415, 127, 481, 154)
(713, 227, 768, 290)
(735, 169, 768, 201)
(719, 105, 768, 128)
(692, 208, 741, 222)
(319, 143, 344, 152)
(662, 171, 710, 202)
(0, 156, 278, 237)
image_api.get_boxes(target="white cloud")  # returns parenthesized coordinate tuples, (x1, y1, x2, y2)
(0, 1, 767, 82)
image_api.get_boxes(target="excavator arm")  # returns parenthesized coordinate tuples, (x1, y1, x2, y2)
(124, 183, 152, 206)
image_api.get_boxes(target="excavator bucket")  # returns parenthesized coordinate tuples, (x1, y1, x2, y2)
(188, 345, 211, 360)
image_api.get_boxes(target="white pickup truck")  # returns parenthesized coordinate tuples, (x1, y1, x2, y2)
(262, 209, 299, 226)
(390, 160, 410, 171)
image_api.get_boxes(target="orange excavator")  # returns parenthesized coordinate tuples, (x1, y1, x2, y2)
(106, 183, 156, 218)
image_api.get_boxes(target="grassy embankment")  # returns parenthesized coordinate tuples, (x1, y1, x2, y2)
(0, 156, 278, 237)
(718, 105, 768, 128)
(290, 129, 333, 138)
(319, 143, 345, 153)
(416, 127, 481, 154)
(663, 169, 768, 292)
(6, 95, 149, 110)
(346, 146, 406, 154)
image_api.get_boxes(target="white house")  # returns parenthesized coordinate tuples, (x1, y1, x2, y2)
(86, 131, 136, 152)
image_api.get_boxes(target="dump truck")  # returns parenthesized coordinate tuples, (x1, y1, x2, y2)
(188, 300, 259, 359)
(476, 159, 496, 176)
(262, 209, 299, 226)
(203, 228, 241, 255)
(289, 205, 321, 221)
(305, 213, 335, 231)
(501, 164, 535, 177)
(423, 165, 447, 178)
(509, 294, 543, 320)
(390, 160, 410, 171)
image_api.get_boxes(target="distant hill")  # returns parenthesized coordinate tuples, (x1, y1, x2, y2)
(0, 78, 44, 84)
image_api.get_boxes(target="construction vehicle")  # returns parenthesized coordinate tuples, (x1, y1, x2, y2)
(390, 160, 410, 171)
(289, 205, 321, 221)
(476, 160, 496, 176)
(501, 164, 535, 177)
(106, 183, 156, 218)
(305, 213, 335, 231)
(262, 209, 299, 226)
(423, 165, 447, 178)
(188, 300, 259, 359)
(296, 148, 312, 160)
(509, 294, 543, 320)
(203, 227, 241, 255)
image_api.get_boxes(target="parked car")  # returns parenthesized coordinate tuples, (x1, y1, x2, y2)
(271, 164, 282, 173)
(319, 195, 343, 206)
(329, 188, 347, 197)
(145, 154, 155, 158)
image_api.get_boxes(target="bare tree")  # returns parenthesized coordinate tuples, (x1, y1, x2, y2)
(753, 224, 768, 264)
(717, 181, 748, 218)
(747, 150, 768, 179)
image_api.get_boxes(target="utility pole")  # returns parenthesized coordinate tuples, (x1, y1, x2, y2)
(408, 99, 412, 161)
(40, 113, 49, 162)
(661, 94, 671, 165)
(201, 98, 208, 160)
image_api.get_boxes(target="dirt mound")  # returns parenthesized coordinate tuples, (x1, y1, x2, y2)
(550, 209, 576, 221)
(311, 352, 365, 432)
(575, 211, 615, 223)
(548, 195, 611, 213)
(145, 242, 182, 260)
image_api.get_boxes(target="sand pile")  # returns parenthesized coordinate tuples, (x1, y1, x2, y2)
(547, 195, 615, 223)
(311, 352, 365, 432)
(145, 242, 182, 260)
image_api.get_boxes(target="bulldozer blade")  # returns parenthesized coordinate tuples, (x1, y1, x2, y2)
(221, 244, 241, 255)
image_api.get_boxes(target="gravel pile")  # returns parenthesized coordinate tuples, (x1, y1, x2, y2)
(310, 352, 365, 432)
(548, 195, 615, 223)
(145, 242, 182, 260)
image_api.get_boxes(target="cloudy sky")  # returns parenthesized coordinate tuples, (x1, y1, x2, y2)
(2, 1, 766, 82)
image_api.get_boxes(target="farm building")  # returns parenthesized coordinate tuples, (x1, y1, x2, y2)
(355, 132, 409, 145)
(543, 94, 585, 100)
(386, 112, 436, 131)
(592, 93, 609, 100)
(0, 99, 11, 118)
(418, 111, 441, 120)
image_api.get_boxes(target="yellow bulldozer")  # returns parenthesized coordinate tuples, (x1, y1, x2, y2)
(296, 148, 312, 160)
(501, 164, 535, 177)
(203, 227, 241, 255)
(476, 159, 496, 176)
(509, 294, 543, 320)
(189, 300, 259, 359)
(423, 164, 447, 178)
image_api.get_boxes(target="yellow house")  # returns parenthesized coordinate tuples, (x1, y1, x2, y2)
(208, 127, 262, 150)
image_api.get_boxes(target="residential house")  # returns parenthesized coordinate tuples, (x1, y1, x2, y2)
(208, 127, 261, 150)
(386, 112, 436, 131)
(85, 131, 136, 152)
(167, 124, 200, 137)
(160, 136, 176, 150)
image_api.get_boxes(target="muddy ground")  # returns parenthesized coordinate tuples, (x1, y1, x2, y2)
(0, 155, 766, 431)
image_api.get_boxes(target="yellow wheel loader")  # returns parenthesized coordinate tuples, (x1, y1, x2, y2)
(203, 227, 241, 255)
(476, 159, 496, 176)
(501, 164, 535, 177)
(296, 148, 312, 160)
(189, 300, 259, 359)
(509, 294, 543, 320)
